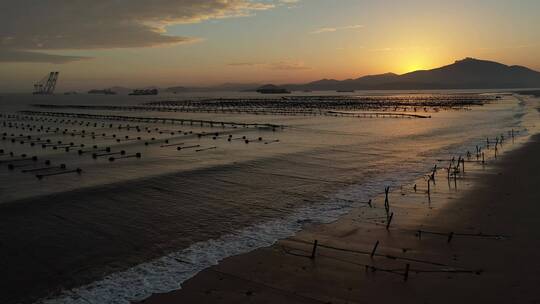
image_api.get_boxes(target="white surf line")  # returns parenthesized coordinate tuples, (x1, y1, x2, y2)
(38, 171, 421, 304)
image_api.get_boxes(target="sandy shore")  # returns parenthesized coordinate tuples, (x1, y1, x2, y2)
(139, 133, 540, 304)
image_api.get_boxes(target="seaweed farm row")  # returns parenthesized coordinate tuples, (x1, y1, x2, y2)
(19, 110, 284, 130)
(0, 110, 282, 186)
(144, 94, 496, 113)
(29, 94, 497, 118)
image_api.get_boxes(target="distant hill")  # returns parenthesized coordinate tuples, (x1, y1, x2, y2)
(285, 58, 540, 91)
(256, 84, 291, 94)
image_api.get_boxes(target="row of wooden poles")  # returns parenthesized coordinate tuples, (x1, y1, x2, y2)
(298, 128, 517, 282)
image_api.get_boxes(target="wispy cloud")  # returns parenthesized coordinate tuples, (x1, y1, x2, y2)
(227, 62, 264, 67)
(311, 24, 364, 34)
(228, 60, 311, 70)
(269, 61, 311, 70)
(477, 43, 540, 51)
(278, 0, 300, 8)
(369, 47, 394, 52)
(367, 46, 435, 52)
(0, 50, 92, 64)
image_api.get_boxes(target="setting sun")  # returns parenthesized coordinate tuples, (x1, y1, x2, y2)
(401, 60, 430, 73)
(392, 51, 440, 74)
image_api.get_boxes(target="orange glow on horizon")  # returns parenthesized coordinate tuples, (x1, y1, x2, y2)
(392, 51, 441, 75)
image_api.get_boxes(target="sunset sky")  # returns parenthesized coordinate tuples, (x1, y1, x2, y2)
(1, 0, 539, 92)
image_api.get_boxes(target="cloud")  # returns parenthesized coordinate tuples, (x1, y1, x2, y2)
(227, 62, 265, 67)
(477, 43, 540, 51)
(367, 46, 435, 53)
(269, 61, 311, 70)
(311, 24, 364, 34)
(0, 50, 92, 63)
(0, 0, 274, 63)
(228, 60, 311, 70)
(369, 47, 394, 52)
(278, 0, 300, 7)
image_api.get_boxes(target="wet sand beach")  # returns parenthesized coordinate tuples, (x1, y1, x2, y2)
(140, 132, 540, 304)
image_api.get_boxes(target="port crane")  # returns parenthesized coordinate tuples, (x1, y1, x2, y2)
(33, 72, 59, 95)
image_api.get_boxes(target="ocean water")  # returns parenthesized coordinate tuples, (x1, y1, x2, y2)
(0, 91, 537, 304)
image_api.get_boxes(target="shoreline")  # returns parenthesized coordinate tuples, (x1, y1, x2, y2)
(139, 132, 540, 304)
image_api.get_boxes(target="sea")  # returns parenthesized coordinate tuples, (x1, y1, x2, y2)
(0, 90, 538, 304)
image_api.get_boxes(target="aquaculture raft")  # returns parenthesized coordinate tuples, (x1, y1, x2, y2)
(18, 111, 284, 130)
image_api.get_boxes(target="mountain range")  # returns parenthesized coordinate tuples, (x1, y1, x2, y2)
(283, 58, 540, 91)
(95, 58, 540, 94)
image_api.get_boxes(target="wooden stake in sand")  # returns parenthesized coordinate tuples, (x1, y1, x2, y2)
(404, 263, 410, 282)
(370, 240, 380, 258)
(384, 186, 390, 219)
(386, 212, 394, 230)
(310, 240, 318, 259)
(447, 232, 454, 243)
